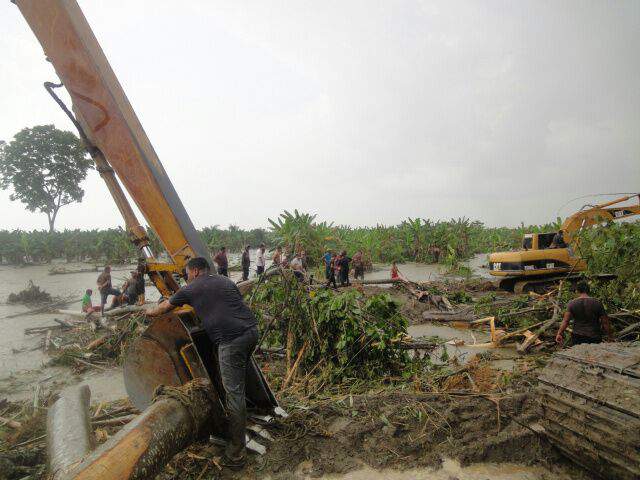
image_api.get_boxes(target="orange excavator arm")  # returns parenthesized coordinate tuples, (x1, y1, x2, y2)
(562, 194, 640, 242)
(14, 0, 211, 296)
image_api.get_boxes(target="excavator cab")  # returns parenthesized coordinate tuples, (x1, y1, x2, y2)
(521, 232, 557, 251)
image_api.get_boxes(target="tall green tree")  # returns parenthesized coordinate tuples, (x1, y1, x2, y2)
(0, 125, 93, 232)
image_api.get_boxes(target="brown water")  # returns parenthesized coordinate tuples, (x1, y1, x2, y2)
(407, 323, 518, 369)
(0, 262, 149, 401)
(366, 254, 491, 282)
(309, 457, 573, 480)
(0, 254, 491, 402)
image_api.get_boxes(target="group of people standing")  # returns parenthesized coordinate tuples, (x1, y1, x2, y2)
(214, 244, 311, 283)
(214, 244, 268, 281)
(323, 250, 364, 288)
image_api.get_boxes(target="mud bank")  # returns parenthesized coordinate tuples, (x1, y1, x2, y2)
(158, 386, 593, 480)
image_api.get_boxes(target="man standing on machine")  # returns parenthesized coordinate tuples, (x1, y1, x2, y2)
(146, 257, 258, 469)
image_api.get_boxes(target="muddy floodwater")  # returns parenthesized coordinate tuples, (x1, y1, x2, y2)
(313, 457, 574, 480)
(0, 254, 491, 402)
(407, 322, 518, 369)
(368, 254, 491, 282)
(0, 262, 151, 402)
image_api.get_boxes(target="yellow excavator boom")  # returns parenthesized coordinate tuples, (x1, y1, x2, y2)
(15, 0, 211, 296)
(562, 194, 640, 242)
(13, 0, 279, 456)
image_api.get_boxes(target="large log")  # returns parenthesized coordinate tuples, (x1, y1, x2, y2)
(56, 379, 220, 480)
(538, 343, 640, 480)
(47, 385, 94, 480)
(103, 305, 146, 317)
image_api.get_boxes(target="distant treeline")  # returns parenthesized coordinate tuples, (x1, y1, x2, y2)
(0, 226, 269, 265)
(0, 212, 561, 266)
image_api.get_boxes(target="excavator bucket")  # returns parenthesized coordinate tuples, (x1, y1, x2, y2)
(123, 312, 278, 416)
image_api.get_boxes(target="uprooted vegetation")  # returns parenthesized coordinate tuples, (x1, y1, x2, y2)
(251, 273, 411, 387)
(3, 356, 594, 480)
(6, 281, 52, 305)
(46, 312, 147, 371)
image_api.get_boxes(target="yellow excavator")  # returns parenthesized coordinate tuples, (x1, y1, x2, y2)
(488, 194, 640, 292)
(13, 0, 277, 414)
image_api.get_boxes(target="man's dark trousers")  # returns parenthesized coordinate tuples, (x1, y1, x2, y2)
(242, 266, 249, 281)
(340, 268, 350, 286)
(218, 326, 259, 460)
(218, 267, 229, 277)
(100, 287, 121, 312)
(571, 334, 601, 346)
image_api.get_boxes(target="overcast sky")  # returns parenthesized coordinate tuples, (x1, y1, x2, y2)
(1, 0, 638, 231)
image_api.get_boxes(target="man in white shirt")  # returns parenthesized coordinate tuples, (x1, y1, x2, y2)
(290, 253, 305, 282)
(256, 244, 266, 275)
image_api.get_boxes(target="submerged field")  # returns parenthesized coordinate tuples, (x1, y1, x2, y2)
(0, 270, 613, 479)
(1, 220, 638, 479)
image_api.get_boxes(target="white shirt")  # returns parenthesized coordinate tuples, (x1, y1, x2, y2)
(256, 249, 266, 267)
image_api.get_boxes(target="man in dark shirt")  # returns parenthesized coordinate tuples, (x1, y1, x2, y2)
(146, 257, 258, 468)
(135, 265, 146, 303)
(123, 271, 145, 305)
(556, 281, 613, 346)
(352, 250, 364, 281)
(339, 250, 351, 286)
(550, 230, 567, 249)
(213, 246, 229, 277)
(241, 245, 251, 281)
(122, 271, 140, 305)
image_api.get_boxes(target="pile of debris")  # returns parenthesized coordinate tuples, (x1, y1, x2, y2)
(23, 308, 147, 372)
(6, 281, 52, 305)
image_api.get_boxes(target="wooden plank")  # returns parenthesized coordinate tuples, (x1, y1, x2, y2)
(543, 426, 640, 480)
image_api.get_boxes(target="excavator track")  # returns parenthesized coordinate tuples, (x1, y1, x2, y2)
(537, 343, 640, 480)
(498, 273, 616, 293)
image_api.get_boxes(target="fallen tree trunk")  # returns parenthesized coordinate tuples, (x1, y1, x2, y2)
(616, 321, 640, 339)
(55, 379, 220, 480)
(47, 385, 94, 480)
(54, 318, 74, 329)
(494, 320, 546, 346)
(103, 305, 146, 317)
(421, 310, 475, 322)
